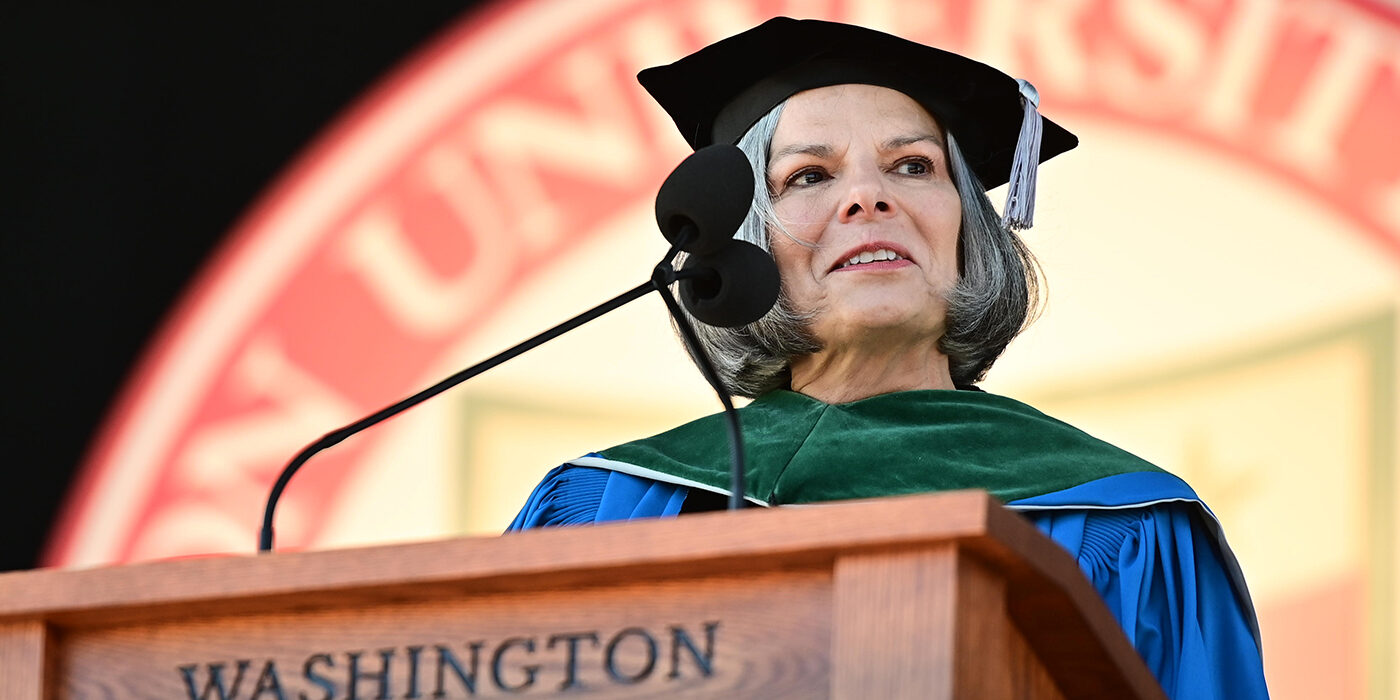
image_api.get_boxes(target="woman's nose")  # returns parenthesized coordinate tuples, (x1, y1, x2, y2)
(838, 170, 895, 222)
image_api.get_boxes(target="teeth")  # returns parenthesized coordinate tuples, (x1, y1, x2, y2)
(841, 248, 904, 268)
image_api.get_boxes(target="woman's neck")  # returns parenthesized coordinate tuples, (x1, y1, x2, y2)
(788, 338, 955, 404)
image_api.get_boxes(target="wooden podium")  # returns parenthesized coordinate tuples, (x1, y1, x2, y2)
(0, 491, 1165, 699)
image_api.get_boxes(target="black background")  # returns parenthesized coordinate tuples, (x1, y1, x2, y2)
(1, 2, 487, 571)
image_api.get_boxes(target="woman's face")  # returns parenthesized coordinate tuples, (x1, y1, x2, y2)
(767, 84, 961, 349)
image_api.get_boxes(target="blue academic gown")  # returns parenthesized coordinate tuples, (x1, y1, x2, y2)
(509, 465, 1270, 699)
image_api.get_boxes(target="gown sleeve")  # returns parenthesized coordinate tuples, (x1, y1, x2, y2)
(505, 464, 689, 531)
(1024, 503, 1269, 699)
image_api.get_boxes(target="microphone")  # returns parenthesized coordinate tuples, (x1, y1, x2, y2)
(678, 240, 780, 327)
(257, 145, 768, 552)
(655, 144, 754, 255)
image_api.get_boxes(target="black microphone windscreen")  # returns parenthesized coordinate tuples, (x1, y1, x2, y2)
(679, 240, 780, 327)
(655, 144, 755, 255)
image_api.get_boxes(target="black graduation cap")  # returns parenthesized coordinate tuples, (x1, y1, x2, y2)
(637, 17, 1078, 229)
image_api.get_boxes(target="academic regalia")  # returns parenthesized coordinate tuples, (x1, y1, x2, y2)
(508, 390, 1270, 699)
(507, 16, 1270, 698)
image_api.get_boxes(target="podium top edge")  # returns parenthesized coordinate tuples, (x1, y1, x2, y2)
(0, 490, 1032, 620)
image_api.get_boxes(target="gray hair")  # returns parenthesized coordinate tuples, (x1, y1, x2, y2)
(677, 101, 1041, 397)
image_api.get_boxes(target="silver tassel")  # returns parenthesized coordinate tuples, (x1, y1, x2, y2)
(1002, 78, 1043, 231)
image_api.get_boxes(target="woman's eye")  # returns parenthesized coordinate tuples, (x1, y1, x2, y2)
(895, 158, 932, 176)
(785, 168, 829, 187)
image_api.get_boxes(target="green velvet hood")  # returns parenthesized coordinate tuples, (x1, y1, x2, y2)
(592, 390, 1163, 506)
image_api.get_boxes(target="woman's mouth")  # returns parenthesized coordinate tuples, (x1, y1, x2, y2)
(834, 247, 913, 271)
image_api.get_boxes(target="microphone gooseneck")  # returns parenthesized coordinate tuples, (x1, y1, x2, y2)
(652, 261, 749, 510)
(258, 145, 773, 552)
(258, 279, 658, 553)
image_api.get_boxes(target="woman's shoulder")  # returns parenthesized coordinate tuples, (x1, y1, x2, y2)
(505, 462, 702, 532)
(1019, 497, 1268, 698)
(1008, 471, 1254, 613)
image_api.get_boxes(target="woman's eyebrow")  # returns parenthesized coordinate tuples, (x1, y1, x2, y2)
(770, 143, 834, 161)
(883, 133, 945, 151)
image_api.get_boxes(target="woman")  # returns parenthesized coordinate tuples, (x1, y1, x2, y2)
(509, 17, 1268, 699)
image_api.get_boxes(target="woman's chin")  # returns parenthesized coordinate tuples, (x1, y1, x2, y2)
(813, 307, 945, 347)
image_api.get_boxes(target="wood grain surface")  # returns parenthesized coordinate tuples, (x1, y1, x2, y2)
(0, 491, 1166, 699)
(831, 546, 961, 698)
(830, 547, 1066, 699)
(0, 620, 49, 700)
(0, 492, 990, 625)
(59, 571, 829, 699)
